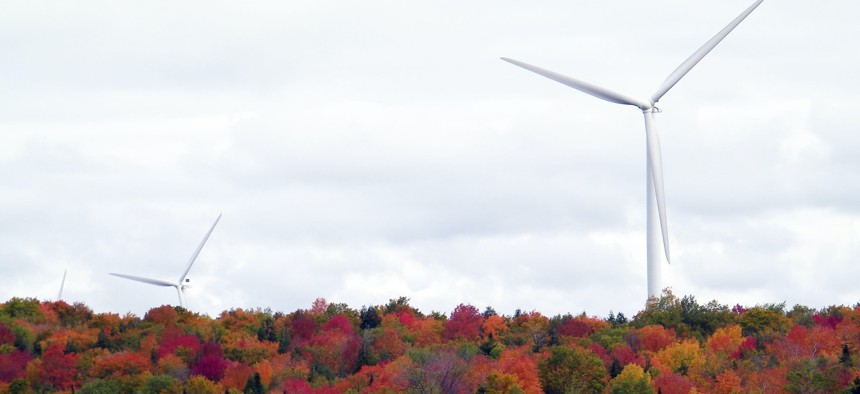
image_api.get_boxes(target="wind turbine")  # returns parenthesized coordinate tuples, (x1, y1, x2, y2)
(57, 269, 67, 301)
(502, 0, 764, 299)
(110, 213, 221, 308)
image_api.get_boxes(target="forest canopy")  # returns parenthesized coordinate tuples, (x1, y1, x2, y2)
(2, 290, 860, 393)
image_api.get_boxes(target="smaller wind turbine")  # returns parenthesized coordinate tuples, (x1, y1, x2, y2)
(57, 269, 67, 301)
(111, 214, 221, 308)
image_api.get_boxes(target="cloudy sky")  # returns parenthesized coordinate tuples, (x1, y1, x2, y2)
(2, 0, 859, 318)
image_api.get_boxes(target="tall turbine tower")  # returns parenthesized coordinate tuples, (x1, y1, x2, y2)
(111, 213, 221, 308)
(503, 0, 764, 299)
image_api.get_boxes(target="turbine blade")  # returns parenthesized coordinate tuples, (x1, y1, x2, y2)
(178, 213, 221, 283)
(110, 273, 176, 287)
(650, 0, 764, 104)
(502, 57, 651, 109)
(644, 112, 670, 263)
(57, 269, 67, 300)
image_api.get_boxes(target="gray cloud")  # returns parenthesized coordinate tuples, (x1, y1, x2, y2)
(1, 0, 858, 318)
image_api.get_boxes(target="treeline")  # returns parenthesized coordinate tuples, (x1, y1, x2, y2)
(2, 291, 860, 393)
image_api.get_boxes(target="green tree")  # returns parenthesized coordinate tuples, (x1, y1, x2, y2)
(479, 372, 526, 394)
(0, 298, 42, 320)
(360, 305, 381, 329)
(633, 290, 734, 339)
(385, 297, 414, 315)
(787, 304, 816, 327)
(633, 289, 683, 331)
(6, 379, 33, 394)
(140, 374, 182, 394)
(740, 305, 792, 342)
(785, 357, 840, 394)
(538, 345, 607, 394)
(243, 372, 264, 394)
(77, 379, 122, 394)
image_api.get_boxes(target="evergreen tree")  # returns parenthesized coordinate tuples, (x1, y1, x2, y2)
(359, 306, 381, 330)
(243, 372, 264, 394)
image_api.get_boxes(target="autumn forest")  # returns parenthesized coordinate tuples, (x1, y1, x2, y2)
(2, 291, 860, 393)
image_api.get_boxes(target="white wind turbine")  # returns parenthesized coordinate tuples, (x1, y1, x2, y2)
(503, 0, 764, 299)
(57, 269, 67, 301)
(111, 214, 221, 308)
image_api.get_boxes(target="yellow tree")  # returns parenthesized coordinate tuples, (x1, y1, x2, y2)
(654, 340, 704, 380)
(184, 376, 221, 394)
(609, 364, 653, 394)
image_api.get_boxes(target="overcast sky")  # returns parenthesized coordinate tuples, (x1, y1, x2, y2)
(2, 0, 859, 318)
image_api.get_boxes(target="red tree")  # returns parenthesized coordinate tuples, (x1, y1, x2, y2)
(192, 342, 227, 382)
(144, 305, 178, 326)
(39, 343, 80, 391)
(445, 304, 482, 342)
(91, 351, 151, 378)
(0, 324, 14, 346)
(0, 350, 31, 383)
(636, 325, 676, 353)
(813, 313, 843, 329)
(221, 362, 253, 391)
(557, 316, 608, 339)
(306, 323, 361, 377)
(499, 347, 542, 394)
(371, 328, 406, 363)
(321, 314, 354, 335)
(291, 316, 317, 342)
(654, 373, 695, 394)
(157, 326, 201, 362)
(283, 377, 314, 393)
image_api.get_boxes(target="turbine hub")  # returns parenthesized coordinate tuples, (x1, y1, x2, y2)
(643, 105, 662, 114)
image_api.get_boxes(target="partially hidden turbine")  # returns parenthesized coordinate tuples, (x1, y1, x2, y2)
(111, 214, 221, 308)
(503, 0, 764, 299)
(57, 269, 67, 301)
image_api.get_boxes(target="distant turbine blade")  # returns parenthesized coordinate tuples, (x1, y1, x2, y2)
(57, 269, 67, 300)
(178, 213, 221, 283)
(502, 57, 652, 110)
(650, 0, 764, 103)
(110, 273, 176, 287)
(644, 112, 670, 263)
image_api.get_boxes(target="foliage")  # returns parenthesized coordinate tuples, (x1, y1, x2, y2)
(0, 298, 42, 321)
(609, 364, 653, 394)
(140, 374, 182, 394)
(0, 350, 31, 383)
(3, 295, 860, 392)
(39, 343, 79, 390)
(634, 290, 735, 340)
(740, 305, 793, 340)
(445, 304, 483, 342)
(77, 378, 121, 394)
(538, 345, 607, 394)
